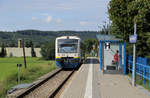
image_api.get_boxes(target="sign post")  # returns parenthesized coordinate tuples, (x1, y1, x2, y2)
(131, 0, 138, 87)
(22, 39, 27, 69)
(129, 24, 137, 86)
(17, 64, 22, 84)
(129, 35, 137, 44)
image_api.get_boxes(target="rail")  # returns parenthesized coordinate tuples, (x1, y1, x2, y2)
(13, 68, 74, 98)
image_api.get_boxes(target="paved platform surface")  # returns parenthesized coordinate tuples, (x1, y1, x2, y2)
(60, 57, 150, 98)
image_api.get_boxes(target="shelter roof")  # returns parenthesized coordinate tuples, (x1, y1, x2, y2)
(96, 34, 122, 42)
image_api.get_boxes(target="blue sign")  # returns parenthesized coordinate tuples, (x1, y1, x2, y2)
(129, 35, 137, 43)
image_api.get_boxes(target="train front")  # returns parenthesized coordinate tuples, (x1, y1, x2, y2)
(55, 36, 81, 68)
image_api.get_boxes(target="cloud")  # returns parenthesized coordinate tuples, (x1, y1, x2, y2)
(56, 18, 62, 24)
(44, 16, 53, 23)
(32, 16, 37, 21)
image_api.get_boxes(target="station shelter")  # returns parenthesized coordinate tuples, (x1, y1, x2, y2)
(96, 34, 126, 75)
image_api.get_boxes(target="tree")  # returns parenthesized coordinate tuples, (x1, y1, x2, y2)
(84, 39, 98, 56)
(99, 23, 111, 35)
(40, 41, 55, 60)
(108, 0, 132, 41)
(108, 0, 150, 57)
(0, 43, 7, 57)
(80, 42, 86, 58)
(25, 41, 30, 48)
(30, 41, 36, 57)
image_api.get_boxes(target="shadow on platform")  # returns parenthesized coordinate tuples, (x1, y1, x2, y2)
(84, 58, 99, 64)
(104, 69, 123, 75)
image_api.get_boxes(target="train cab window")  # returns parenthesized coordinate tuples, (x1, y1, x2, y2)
(58, 39, 78, 53)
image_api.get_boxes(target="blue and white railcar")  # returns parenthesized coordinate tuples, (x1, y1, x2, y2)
(55, 36, 81, 68)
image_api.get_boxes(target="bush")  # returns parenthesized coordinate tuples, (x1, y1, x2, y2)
(0, 72, 18, 97)
(0, 43, 7, 57)
(9, 52, 13, 57)
(30, 41, 36, 57)
(0, 81, 6, 98)
(31, 46, 36, 57)
(40, 41, 55, 60)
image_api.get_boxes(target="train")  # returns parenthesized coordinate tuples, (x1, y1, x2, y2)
(55, 36, 81, 68)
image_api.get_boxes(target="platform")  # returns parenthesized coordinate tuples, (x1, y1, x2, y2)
(60, 57, 150, 98)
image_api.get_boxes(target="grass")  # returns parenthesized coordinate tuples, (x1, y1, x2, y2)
(0, 57, 57, 97)
(128, 73, 150, 91)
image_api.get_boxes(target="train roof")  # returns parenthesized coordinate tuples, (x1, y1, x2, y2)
(56, 36, 80, 40)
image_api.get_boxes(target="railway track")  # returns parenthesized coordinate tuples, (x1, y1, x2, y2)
(15, 69, 74, 98)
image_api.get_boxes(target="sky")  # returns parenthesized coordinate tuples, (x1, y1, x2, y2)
(0, 0, 110, 31)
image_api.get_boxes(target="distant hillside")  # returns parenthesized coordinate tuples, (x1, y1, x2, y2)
(0, 30, 99, 47)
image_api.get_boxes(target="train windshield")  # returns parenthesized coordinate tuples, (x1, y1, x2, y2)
(58, 39, 78, 53)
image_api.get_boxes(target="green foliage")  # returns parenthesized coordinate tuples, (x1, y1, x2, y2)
(31, 47, 36, 57)
(80, 42, 86, 58)
(0, 43, 6, 57)
(108, 0, 150, 57)
(83, 39, 98, 56)
(0, 57, 56, 97)
(128, 73, 150, 91)
(100, 23, 111, 34)
(40, 41, 55, 60)
(25, 41, 31, 48)
(108, 0, 131, 40)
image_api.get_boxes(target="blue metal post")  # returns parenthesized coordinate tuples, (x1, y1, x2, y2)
(103, 42, 104, 74)
(149, 69, 150, 88)
(100, 41, 102, 70)
(139, 65, 141, 81)
(99, 41, 100, 70)
(119, 43, 122, 69)
(129, 61, 130, 74)
(143, 58, 147, 85)
(139, 57, 141, 81)
(129, 56, 130, 74)
(143, 67, 145, 85)
(124, 42, 126, 75)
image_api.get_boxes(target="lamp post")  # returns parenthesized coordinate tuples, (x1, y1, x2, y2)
(132, 24, 137, 86)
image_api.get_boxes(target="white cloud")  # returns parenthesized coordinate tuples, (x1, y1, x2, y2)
(43, 16, 62, 24)
(56, 18, 62, 24)
(32, 16, 37, 21)
(44, 16, 53, 23)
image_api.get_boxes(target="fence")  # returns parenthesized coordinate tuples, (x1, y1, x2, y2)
(0, 47, 41, 57)
(128, 55, 150, 88)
